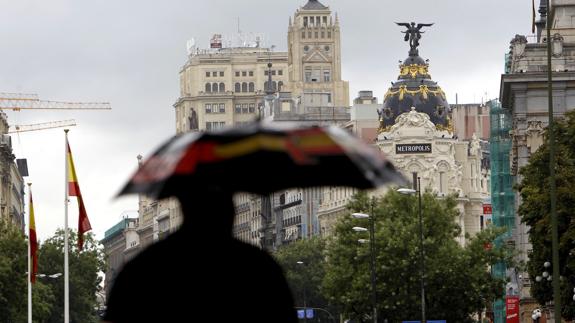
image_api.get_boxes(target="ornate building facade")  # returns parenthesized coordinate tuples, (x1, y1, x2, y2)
(498, 1, 575, 320)
(318, 24, 490, 244)
(0, 111, 25, 231)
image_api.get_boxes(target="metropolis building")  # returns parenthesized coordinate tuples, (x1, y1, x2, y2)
(318, 25, 491, 244)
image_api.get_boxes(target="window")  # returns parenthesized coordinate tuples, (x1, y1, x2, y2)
(212, 83, 218, 92)
(242, 71, 247, 77)
(303, 17, 308, 27)
(309, 16, 314, 25)
(248, 82, 254, 92)
(205, 103, 212, 113)
(219, 71, 224, 77)
(264, 70, 268, 76)
(322, 16, 327, 25)
(219, 103, 225, 113)
(327, 31, 331, 38)
(212, 71, 217, 77)
(278, 70, 283, 76)
(248, 103, 255, 113)
(206, 121, 225, 130)
(271, 70, 276, 76)
(278, 81, 283, 91)
(321, 31, 325, 38)
(272, 81, 277, 91)
(205, 83, 211, 92)
(242, 104, 248, 114)
(242, 82, 248, 92)
(311, 69, 320, 82)
(301, 31, 305, 39)
(249, 71, 253, 77)
(206, 72, 210, 77)
(235, 71, 240, 77)
(235, 104, 241, 113)
(315, 32, 318, 38)
(235, 83, 241, 92)
(219, 82, 225, 92)
(308, 31, 312, 38)
(305, 71, 312, 82)
(323, 70, 331, 82)
(327, 93, 331, 103)
(439, 172, 446, 194)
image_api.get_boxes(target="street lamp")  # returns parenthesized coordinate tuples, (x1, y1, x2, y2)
(398, 175, 426, 323)
(296, 261, 308, 323)
(351, 210, 377, 323)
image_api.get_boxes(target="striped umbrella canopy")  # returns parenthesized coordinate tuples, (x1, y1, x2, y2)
(118, 121, 406, 199)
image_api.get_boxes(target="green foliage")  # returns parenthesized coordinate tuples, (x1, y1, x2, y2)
(517, 110, 575, 320)
(0, 219, 29, 322)
(274, 237, 337, 320)
(323, 190, 512, 323)
(39, 229, 105, 323)
(0, 220, 54, 322)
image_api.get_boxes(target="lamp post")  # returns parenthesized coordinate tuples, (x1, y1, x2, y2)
(352, 207, 377, 323)
(296, 261, 308, 323)
(398, 175, 425, 323)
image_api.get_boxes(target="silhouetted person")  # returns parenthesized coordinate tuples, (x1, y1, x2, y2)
(103, 187, 297, 323)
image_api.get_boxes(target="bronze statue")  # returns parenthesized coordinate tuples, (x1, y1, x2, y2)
(395, 22, 434, 55)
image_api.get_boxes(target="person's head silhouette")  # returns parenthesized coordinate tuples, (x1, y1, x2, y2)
(176, 186, 235, 237)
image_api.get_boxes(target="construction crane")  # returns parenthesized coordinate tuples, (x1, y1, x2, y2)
(0, 92, 111, 111)
(8, 119, 77, 133)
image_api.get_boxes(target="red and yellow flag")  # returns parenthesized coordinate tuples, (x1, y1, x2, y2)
(66, 139, 92, 250)
(29, 186, 38, 284)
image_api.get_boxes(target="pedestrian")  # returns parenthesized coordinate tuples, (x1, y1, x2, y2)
(102, 186, 298, 323)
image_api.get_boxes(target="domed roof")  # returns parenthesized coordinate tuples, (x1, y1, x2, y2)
(378, 24, 451, 133)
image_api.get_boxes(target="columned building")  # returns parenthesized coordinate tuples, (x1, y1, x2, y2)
(499, 0, 575, 319)
(0, 112, 25, 231)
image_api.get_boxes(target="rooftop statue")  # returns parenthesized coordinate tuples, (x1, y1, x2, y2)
(395, 22, 434, 55)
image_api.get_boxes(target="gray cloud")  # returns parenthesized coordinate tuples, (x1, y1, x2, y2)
(0, 0, 532, 240)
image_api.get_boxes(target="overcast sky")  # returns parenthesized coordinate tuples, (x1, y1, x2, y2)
(0, 0, 533, 242)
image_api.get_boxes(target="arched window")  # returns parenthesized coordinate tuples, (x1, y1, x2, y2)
(219, 82, 225, 92)
(272, 81, 277, 92)
(242, 82, 248, 92)
(212, 83, 219, 93)
(278, 81, 284, 91)
(235, 83, 241, 92)
(205, 83, 211, 93)
(264, 81, 269, 91)
(248, 82, 254, 92)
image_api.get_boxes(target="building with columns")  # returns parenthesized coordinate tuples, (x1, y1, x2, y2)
(0, 111, 25, 231)
(497, 0, 575, 320)
(131, 0, 351, 249)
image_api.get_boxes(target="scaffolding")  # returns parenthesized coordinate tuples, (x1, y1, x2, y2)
(488, 99, 516, 323)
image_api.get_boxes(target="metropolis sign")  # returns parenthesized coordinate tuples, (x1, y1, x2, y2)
(395, 143, 432, 154)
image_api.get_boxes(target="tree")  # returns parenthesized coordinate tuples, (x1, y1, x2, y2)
(274, 237, 337, 321)
(517, 110, 575, 320)
(323, 191, 512, 323)
(0, 219, 53, 322)
(39, 229, 105, 323)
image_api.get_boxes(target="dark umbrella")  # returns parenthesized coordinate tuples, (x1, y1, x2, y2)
(118, 121, 406, 198)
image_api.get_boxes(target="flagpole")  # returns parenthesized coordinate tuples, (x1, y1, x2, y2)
(64, 129, 70, 323)
(28, 184, 32, 323)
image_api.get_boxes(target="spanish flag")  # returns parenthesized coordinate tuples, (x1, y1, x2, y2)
(29, 185, 38, 284)
(66, 139, 92, 250)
